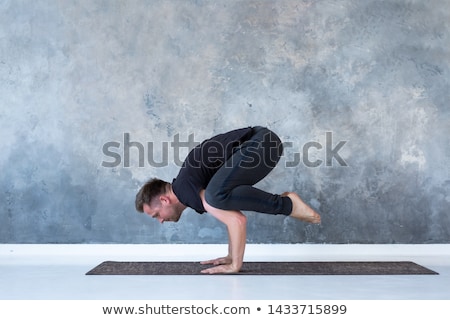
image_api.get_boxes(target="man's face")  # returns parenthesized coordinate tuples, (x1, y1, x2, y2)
(143, 202, 182, 223)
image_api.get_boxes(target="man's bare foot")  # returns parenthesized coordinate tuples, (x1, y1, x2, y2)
(282, 192, 321, 224)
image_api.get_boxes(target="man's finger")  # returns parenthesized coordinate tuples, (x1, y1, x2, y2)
(201, 266, 224, 274)
(200, 258, 227, 265)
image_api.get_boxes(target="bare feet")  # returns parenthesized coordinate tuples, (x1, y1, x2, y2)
(282, 192, 321, 224)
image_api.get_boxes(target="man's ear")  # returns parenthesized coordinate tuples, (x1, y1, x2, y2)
(159, 194, 170, 205)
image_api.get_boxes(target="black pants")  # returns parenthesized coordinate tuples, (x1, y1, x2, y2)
(205, 126, 292, 215)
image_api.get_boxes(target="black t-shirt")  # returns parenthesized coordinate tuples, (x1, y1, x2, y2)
(172, 127, 254, 213)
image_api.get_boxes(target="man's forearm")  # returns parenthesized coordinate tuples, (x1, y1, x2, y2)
(226, 213, 247, 270)
(200, 190, 247, 273)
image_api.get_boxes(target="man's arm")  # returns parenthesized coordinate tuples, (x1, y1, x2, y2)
(199, 190, 247, 274)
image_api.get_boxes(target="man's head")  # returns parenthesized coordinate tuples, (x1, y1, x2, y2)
(135, 178, 184, 223)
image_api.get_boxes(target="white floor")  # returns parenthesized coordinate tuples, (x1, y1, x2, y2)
(1, 244, 449, 300)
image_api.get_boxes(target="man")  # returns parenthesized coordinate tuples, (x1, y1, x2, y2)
(135, 126, 321, 274)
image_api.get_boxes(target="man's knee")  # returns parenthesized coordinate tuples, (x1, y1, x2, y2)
(204, 187, 229, 210)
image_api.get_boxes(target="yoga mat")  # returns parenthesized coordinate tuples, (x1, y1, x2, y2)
(86, 261, 438, 275)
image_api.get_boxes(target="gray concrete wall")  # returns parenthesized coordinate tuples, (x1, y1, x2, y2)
(1, 0, 449, 244)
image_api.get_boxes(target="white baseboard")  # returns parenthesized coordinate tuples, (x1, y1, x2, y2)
(1, 244, 449, 265)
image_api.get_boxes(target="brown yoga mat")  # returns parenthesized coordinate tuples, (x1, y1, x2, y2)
(86, 261, 438, 275)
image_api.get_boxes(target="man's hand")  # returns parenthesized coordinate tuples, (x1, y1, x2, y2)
(200, 256, 232, 266)
(200, 256, 238, 274)
(200, 263, 240, 274)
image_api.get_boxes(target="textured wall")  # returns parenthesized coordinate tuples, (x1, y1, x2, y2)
(1, 0, 449, 244)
